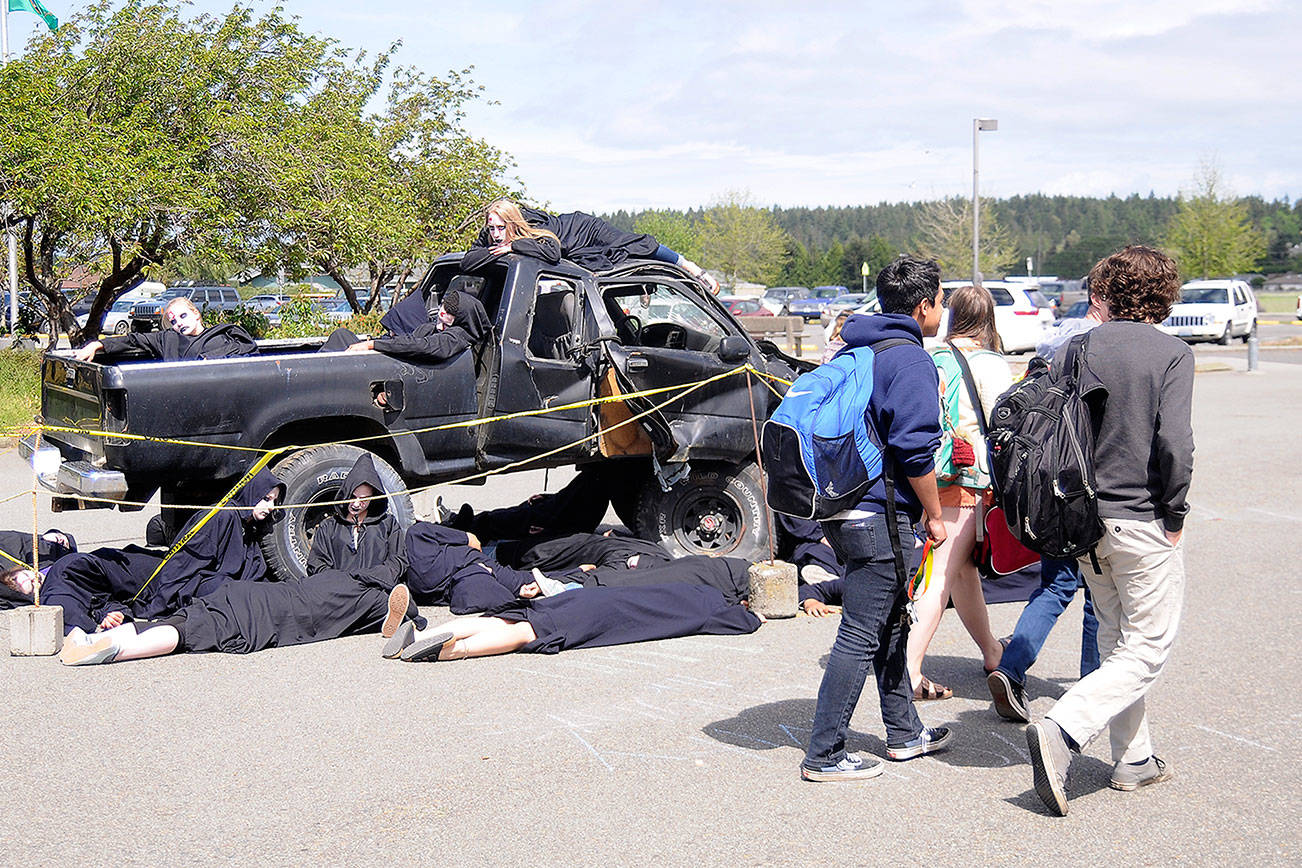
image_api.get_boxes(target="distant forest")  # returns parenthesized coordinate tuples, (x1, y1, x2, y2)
(605, 193, 1302, 284)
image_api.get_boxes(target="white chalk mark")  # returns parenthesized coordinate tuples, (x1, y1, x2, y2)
(510, 666, 585, 682)
(591, 653, 662, 669)
(991, 731, 1029, 762)
(687, 735, 772, 763)
(663, 673, 734, 689)
(881, 768, 910, 781)
(634, 698, 673, 716)
(615, 648, 700, 663)
(778, 724, 808, 747)
(1246, 507, 1302, 523)
(709, 727, 783, 748)
(673, 638, 765, 654)
(1194, 725, 1278, 752)
(605, 750, 689, 761)
(568, 728, 613, 771)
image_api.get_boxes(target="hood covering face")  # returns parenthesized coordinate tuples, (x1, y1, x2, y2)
(445, 289, 491, 343)
(232, 467, 287, 522)
(380, 285, 493, 344)
(335, 453, 389, 521)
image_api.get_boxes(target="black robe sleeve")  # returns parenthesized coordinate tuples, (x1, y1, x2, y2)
(798, 578, 844, 605)
(100, 330, 166, 359)
(371, 323, 471, 363)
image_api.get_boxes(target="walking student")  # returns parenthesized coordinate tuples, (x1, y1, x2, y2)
(799, 255, 955, 782)
(1025, 245, 1193, 816)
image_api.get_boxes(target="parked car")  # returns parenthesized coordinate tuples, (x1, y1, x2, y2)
(130, 285, 244, 332)
(718, 296, 773, 317)
(245, 293, 292, 313)
(760, 286, 808, 316)
(820, 292, 874, 327)
(76, 296, 138, 336)
(1061, 299, 1089, 319)
(938, 280, 1055, 353)
(787, 286, 846, 322)
(1158, 279, 1257, 344)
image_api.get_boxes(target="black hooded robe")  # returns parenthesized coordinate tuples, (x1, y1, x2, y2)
(99, 322, 258, 361)
(485, 582, 762, 654)
(0, 529, 79, 611)
(29, 546, 163, 633)
(328, 289, 491, 363)
(445, 467, 611, 543)
(461, 207, 659, 273)
(403, 521, 535, 614)
(571, 555, 752, 605)
(305, 453, 407, 589)
(494, 531, 672, 573)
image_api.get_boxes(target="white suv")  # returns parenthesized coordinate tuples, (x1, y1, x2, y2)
(1159, 279, 1257, 344)
(938, 280, 1055, 354)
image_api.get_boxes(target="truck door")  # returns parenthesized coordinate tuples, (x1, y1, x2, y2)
(594, 274, 769, 463)
(479, 272, 596, 466)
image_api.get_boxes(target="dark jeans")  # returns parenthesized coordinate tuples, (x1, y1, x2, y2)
(997, 556, 1101, 686)
(804, 513, 923, 766)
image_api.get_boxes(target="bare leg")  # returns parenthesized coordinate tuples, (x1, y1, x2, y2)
(905, 505, 973, 687)
(411, 616, 537, 660)
(60, 622, 180, 665)
(948, 549, 1004, 671)
(114, 624, 182, 661)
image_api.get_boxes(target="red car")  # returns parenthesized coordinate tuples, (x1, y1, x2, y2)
(719, 295, 774, 317)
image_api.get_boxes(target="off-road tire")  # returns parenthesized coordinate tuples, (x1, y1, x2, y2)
(261, 444, 414, 581)
(634, 460, 770, 560)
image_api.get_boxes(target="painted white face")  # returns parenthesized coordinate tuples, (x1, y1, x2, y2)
(436, 306, 456, 331)
(348, 482, 377, 520)
(487, 212, 508, 244)
(11, 569, 35, 596)
(167, 304, 202, 336)
(251, 489, 279, 522)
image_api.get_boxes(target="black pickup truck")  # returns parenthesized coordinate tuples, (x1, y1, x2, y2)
(26, 254, 805, 579)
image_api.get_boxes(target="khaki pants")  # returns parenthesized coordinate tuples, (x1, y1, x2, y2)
(1047, 518, 1185, 764)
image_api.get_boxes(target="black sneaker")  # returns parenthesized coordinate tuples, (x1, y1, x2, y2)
(381, 620, 415, 659)
(886, 726, 953, 760)
(400, 630, 456, 662)
(988, 670, 1031, 723)
(800, 752, 884, 782)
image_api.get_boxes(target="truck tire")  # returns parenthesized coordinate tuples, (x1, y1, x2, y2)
(634, 461, 770, 560)
(261, 444, 414, 582)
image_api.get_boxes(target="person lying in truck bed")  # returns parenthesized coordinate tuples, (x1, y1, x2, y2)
(72, 297, 257, 362)
(319, 287, 491, 364)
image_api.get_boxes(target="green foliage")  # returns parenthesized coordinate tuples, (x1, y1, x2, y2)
(699, 191, 790, 289)
(915, 197, 1019, 280)
(1163, 164, 1268, 279)
(0, 350, 42, 434)
(265, 298, 335, 339)
(209, 306, 271, 339)
(633, 210, 701, 262)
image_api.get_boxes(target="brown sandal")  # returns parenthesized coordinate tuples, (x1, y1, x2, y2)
(913, 676, 953, 701)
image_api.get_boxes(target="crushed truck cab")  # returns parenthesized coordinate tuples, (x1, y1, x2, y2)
(28, 254, 805, 579)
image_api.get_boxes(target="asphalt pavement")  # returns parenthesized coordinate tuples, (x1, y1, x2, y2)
(1, 358, 1299, 865)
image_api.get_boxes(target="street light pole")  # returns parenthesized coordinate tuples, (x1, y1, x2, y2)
(2, 9, 17, 336)
(972, 118, 997, 287)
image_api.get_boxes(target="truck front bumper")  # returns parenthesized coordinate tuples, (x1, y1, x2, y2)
(19, 433, 129, 499)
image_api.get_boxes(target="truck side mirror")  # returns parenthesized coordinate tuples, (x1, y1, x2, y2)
(718, 335, 750, 363)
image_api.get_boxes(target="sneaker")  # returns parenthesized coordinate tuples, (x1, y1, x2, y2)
(434, 495, 453, 524)
(800, 752, 884, 782)
(64, 627, 92, 647)
(887, 726, 953, 760)
(987, 670, 1031, 723)
(1026, 720, 1074, 816)
(1110, 756, 1171, 792)
(382, 584, 411, 639)
(400, 630, 456, 663)
(60, 634, 120, 666)
(381, 620, 415, 660)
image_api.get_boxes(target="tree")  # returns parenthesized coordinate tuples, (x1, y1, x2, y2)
(0, 1, 335, 343)
(698, 191, 789, 289)
(1163, 164, 1267, 279)
(915, 197, 1019, 281)
(264, 58, 515, 313)
(633, 210, 700, 263)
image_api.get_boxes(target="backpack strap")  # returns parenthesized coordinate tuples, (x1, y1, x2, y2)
(945, 340, 988, 439)
(868, 336, 916, 591)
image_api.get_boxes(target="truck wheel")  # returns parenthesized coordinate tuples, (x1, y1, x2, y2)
(261, 444, 414, 582)
(634, 461, 771, 560)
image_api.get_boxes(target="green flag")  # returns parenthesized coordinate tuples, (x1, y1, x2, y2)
(8, 0, 58, 32)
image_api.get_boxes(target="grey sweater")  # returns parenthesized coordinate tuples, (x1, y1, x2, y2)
(1064, 320, 1195, 532)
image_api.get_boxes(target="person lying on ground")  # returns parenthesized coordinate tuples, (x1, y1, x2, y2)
(0, 528, 77, 567)
(439, 466, 611, 543)
(73, 297, 258, 362)
(515, 554, 752, 604)
(403, 520, 543, 615)
(38, 468, 285, 634)
(381, 580, 762, 662)
(462, 198, 720, 293)
(306, 453, 407, 588)
(492, 530, 672, 574)
(57, 568, 426, 666)
(320, 288, 492, 368)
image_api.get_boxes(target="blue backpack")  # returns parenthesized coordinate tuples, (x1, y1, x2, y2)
(761, 339, 911, 519)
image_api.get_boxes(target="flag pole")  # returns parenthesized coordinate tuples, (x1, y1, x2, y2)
(2, 4, 19, 338)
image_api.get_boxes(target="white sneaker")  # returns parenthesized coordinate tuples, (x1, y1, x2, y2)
(60, 634, 120, 666)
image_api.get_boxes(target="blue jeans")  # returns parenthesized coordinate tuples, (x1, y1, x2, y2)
(997, 556, 1101, 686)
(804, 513, 923, 766)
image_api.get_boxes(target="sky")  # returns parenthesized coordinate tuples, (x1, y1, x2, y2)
(6, 0, 1300, 213)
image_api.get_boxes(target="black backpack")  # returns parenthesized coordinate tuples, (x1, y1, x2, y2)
(985, 333, 1105, 560)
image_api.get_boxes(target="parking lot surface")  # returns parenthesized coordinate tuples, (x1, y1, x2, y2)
(1, 360, 1298, 865)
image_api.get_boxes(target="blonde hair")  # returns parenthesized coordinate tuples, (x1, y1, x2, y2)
(486, 199, 560, 246)
(165, 297, 202, 320)
(829, 311, 849, 343)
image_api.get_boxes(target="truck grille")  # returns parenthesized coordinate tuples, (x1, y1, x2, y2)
(1164, 315, 1207, 327)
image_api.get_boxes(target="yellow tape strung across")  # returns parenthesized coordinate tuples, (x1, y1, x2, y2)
(0, 546, 31, 570)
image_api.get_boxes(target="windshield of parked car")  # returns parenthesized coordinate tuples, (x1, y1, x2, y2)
(1180, 287, 1229, 304)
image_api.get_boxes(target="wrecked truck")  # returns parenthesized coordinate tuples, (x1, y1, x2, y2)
(25, 253, 806, 580)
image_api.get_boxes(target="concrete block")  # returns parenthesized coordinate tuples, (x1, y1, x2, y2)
(748, 560, 797, 619)
(8, 605, 64, 656)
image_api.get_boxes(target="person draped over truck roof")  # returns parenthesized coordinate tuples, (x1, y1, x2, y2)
(58, 456, 427, 666)
(36, 468, 285, 637)
(72, 297, 258, 362)
(321, 287, 491, 365)
(461, 198, 720, 293)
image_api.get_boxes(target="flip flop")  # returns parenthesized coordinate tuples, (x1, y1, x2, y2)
(912, 676, 953, 701)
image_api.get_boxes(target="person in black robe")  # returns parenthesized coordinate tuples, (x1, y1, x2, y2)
(73, 297, 258, 362)
(305, 453, 407, 588)
(494, 530, 671, 573)
(0, 529, 78, 611)
(440, 466, 611, 543)
(460, 199, 719, 292)
(38, 468, 285, 635)
(320, 288, 491, 367)
(381, 580, 761, 662)
(536, 555, 751, 605)
(403, 521, 538, 614)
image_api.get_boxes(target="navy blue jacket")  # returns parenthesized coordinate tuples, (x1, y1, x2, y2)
(837, 313, 942, 522)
